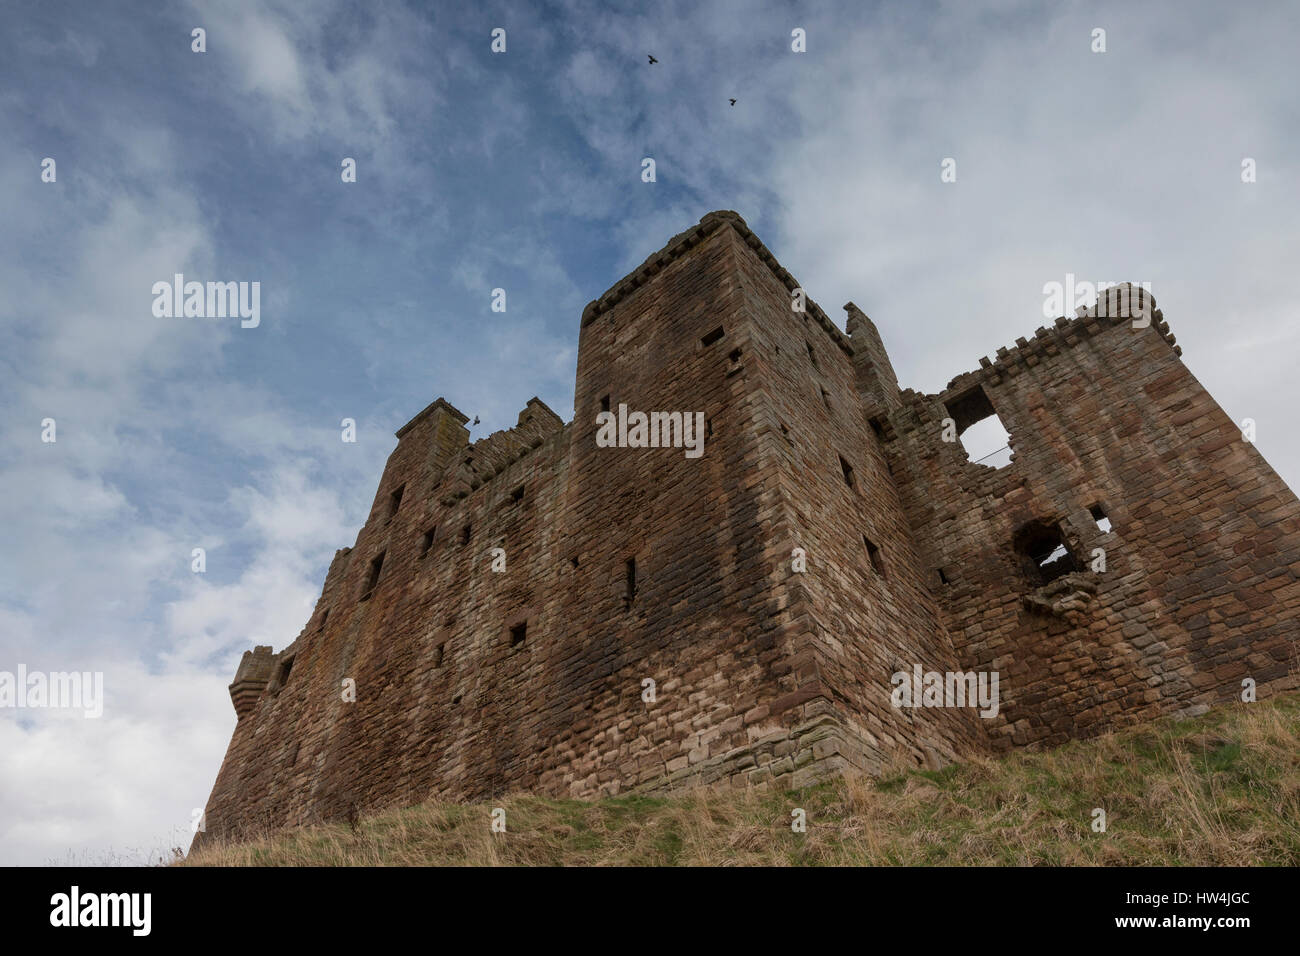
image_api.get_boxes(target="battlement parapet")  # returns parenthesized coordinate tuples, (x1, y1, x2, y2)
(940, 284, 1176, 396)
(581, 210, 853, 357)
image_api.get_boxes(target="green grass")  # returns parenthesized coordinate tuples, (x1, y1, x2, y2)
(183, 693, 1300, 866)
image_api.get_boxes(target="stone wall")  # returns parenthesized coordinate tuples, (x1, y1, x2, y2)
(881, 290, 1300, 750)
(195, 212, 1300, 846)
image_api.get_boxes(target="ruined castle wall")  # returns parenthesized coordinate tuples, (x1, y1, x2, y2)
(724, 227, 988, 772)
(199, 399, 583, 835)
(552, 220, 812, 795)
(198, 212, 1300, 846)
(885, 314, 1300, 750)
(200, 218, 830, 842)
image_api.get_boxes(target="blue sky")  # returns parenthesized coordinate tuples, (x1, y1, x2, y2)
(1, 0, 1297, 864)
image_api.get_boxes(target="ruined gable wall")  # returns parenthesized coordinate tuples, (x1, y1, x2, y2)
(884, 308, 1300, 751)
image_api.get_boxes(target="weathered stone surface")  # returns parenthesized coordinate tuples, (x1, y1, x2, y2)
(194, 212, 1300, 848)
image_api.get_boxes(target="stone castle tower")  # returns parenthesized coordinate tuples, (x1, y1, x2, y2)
(196, 211, 1300, 844)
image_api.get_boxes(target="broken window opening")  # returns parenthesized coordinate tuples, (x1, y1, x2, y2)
(509, 621, 527, 647)
(1090, 504, 1112, 533)
(277, 656, 294, 689)
(1013, 520, 1080, 585)
(419, 528, 435, 557)
(459, 524, 472, 545)
(945, 385, 1012, 468)
(701, 326, 725, 347)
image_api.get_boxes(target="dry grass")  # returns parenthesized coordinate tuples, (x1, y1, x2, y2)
(182, 693, 1300, 866)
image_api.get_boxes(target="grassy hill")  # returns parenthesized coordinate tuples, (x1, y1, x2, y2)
(182, 693, 1300, 866)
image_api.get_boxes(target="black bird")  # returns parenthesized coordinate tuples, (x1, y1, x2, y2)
(729, 98, 736, 106)
(647, 54, 657, 64)
(472, 416, 480, 426)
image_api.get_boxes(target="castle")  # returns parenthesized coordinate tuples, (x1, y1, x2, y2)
(196, 211, 1300, 845)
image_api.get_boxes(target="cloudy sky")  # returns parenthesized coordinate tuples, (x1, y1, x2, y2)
(1, 0, 1296, 865)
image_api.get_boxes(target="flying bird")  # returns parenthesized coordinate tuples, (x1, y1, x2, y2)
(647, 54, 657, 64)
(729, 98, 736, 106)
(472, 416, 480, 426)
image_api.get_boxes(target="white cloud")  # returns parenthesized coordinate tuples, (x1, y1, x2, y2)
(2, 0, 1297, 869)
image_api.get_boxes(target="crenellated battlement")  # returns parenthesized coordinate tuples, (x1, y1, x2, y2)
(941, 284, 1178, 397)
(582, 210, 852, 356)
(438, 398, 564, 505)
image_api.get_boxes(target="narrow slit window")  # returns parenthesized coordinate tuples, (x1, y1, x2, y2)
(509, 621, 527, 647)
(361, 551, 385, 599)
(510, 485, 524, 503)
(419, 528, 435, 557)
(624, 557, 637, 610)
(277, 657, 293, 688)
(821, 387, 832, 410)
(864, 536, 886, 577)
(387, 484, 405, 521)
(600, 394, 611, 413)
(937, 568, 950, 585)
(460, 524, 472, 545)
(435, 643, 445, 667)
(319, 609, 329, 630)
(806, 342, 819, 370)
(839, 455, 856, 489)
(701, 326, 725, 347)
